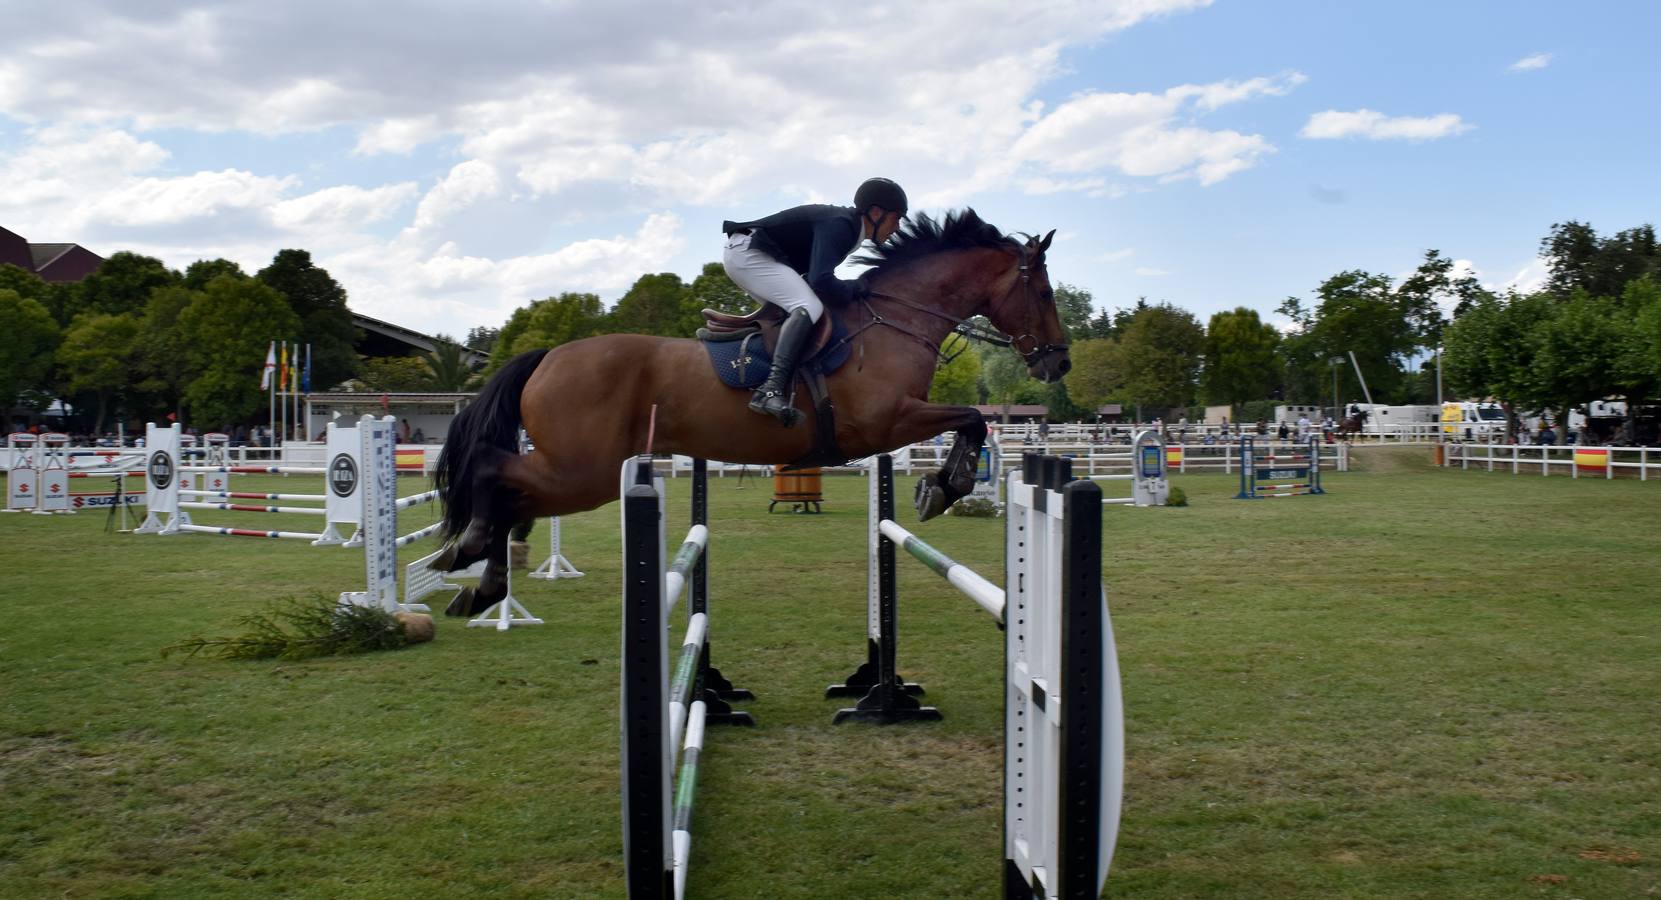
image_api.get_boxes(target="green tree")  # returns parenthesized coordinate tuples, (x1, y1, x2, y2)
(357, 357, 432, 393)
(1395, 249, 1483, 330)
(178, 278, 301, 425)
(0, 264, 50, 302)
(1114, 302, 1204, 415)
(57, 313, 141, 432)
(0, 289, 60, 410)
(1442, 291, 1553, 439)
(490, 292, 608, 371)
(1052, 283, 1095, 342)
(421, 338, 483, 392)
(133, 284, 205, 423)
(68, 252, 179, 323)
(183, 258, 247, 290)
(256, 249, 359, 391)
(1532, 290, 1626, 436)
(465, 326, 500, 354)
(609, 272, 693, 337)
(979, 343, 1034, 415)
(928, 335, 981, 405)
(1064, 338, 1122, 414)
(1540, 221, 1660, 300)
(688, 262, 752, 317)
(1200, 307, 1280, 416)
(1625, 278, 1661, 390)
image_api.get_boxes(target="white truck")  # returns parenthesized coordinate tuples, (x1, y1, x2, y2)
(1440, 401, 1508, 440)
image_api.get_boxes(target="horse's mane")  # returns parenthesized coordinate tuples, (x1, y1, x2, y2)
(855, 207, 1016, 277)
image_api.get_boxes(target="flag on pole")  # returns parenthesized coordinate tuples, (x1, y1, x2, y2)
(260, 341, 276, 389)
(279, 342, 289, 392)
(302, 343, 312, 393)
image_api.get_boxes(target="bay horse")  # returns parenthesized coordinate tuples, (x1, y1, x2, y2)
(434, 209, 1071, 613)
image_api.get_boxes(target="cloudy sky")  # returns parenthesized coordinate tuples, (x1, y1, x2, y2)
(3, 1, 1657, 338)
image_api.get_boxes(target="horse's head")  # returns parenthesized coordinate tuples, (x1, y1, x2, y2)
(985, 230, 1070, 383)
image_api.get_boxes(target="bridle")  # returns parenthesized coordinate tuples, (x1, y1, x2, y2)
(856, 241, 1069, 367)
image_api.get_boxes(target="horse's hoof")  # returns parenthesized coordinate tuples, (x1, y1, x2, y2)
(444, 587, 476, 617)
(459, 519, 490, 556)
(430, 540, 460, 572)
(914, 475, 947, 522)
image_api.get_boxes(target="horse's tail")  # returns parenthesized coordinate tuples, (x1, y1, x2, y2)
(435, 349, 550, 540)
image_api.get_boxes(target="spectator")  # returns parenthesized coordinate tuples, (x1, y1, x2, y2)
(1277, 420, 1290, 441)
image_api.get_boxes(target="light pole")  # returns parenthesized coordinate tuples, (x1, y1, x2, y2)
(1329, 357, 1344, 421)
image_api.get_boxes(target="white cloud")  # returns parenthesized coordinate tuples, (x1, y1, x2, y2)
(273, 183, 418, 229)
(0, 1, 1330, 336)
(1300, 109, 1472, 141)
(411, 161, 501, 232)
(1501, 258, 1549, 294)
(1009, 72, 1299, 189)
(1135, 266, 1170, 276)
(1509, 53, 1553, 72)
(1095, 248, 1135, 263)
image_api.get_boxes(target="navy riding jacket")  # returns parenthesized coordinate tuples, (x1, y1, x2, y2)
(723, 204, 864, 306)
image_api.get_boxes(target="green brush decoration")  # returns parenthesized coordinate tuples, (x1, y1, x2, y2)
(162, 595, 413, 661)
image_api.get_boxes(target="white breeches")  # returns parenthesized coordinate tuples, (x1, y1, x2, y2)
(722, 232, 823, 323)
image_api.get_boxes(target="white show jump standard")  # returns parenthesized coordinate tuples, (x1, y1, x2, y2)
(137, 419, 380, 546)
(1088, 428, 1170, 507)
(621, 456, 753, 900)
(830, 452, 1123, 900)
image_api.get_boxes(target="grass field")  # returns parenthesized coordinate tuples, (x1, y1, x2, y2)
(2, 449, 1658, 899)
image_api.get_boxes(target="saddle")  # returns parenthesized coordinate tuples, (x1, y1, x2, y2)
(698, 305, 837, 362)
(696, 305, 855, 468)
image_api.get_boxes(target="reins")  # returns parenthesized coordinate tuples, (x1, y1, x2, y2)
(846, 242, 1066, 367)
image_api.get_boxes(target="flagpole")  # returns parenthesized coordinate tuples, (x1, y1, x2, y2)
(265, 340, 276, 458)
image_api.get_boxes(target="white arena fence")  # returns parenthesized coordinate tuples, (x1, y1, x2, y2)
(1441, 442, 1661, 481)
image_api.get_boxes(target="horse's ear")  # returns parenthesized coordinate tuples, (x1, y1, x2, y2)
(1038, 229, 1055, 253)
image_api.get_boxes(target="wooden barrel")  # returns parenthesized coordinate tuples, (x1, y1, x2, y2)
(770, 466, 823, 513)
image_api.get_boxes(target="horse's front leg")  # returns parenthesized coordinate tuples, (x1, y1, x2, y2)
(886, 399, 988, 521)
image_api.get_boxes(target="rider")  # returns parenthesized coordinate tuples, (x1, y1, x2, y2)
(722, 177, 908, 423)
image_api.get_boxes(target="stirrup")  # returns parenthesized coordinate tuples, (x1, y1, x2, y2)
(749, 389, 803, 426)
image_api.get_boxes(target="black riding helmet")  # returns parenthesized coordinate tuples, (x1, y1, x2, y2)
(854, 177, 908, 216)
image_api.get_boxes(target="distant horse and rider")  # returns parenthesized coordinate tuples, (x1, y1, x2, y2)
(1336, 406, 1369, 440)
(432, 179, 1072, 615)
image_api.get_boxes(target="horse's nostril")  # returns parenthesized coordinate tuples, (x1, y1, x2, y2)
(1059, 358, 1072, 375)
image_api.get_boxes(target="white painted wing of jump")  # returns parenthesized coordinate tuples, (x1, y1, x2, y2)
(1099, 584, 1124, 885)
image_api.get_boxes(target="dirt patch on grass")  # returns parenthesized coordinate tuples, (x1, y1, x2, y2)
(1345, 445, 1440, 474)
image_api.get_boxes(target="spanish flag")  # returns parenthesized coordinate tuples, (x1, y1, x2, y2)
(1165, 446, 1184, 467)
(1574, 448, 1608, 471)
(279, 342, 289, 392)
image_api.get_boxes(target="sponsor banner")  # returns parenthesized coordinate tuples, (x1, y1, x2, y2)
(8, 466, 37, 510)
(71, 493, 146, 509)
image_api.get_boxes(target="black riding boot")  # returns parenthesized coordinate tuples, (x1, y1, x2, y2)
(749, 307, 813, 425)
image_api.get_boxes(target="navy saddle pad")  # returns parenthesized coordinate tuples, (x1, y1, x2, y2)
(702, 312, 854, 389)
